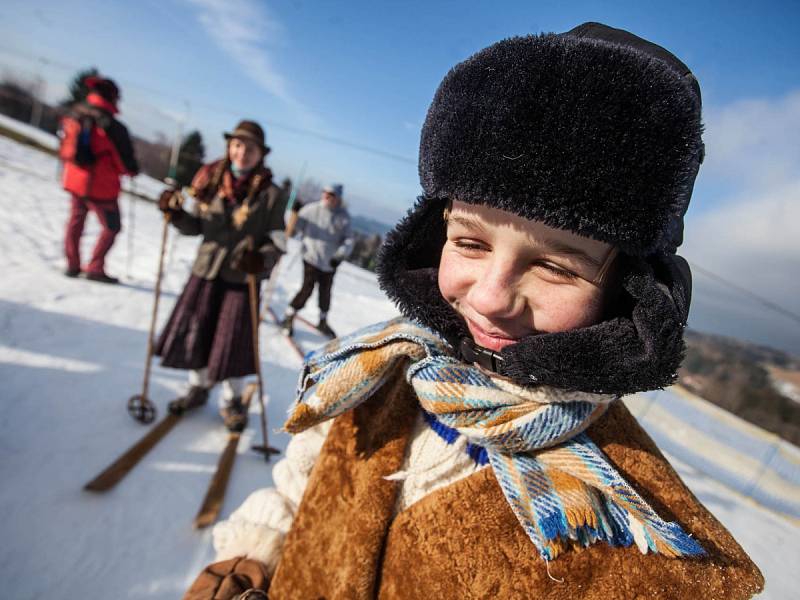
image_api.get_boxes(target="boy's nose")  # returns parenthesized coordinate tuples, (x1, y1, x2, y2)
(466, 266, 524, 320)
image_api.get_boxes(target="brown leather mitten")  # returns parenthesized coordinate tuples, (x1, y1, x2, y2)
(183, 557, 270, 600)
(158, 189, 183, 214)
(234, 249, 266, 275)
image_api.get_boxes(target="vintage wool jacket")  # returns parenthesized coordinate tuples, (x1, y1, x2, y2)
(186, 366, 763, 600)
(171, 160, 287, 285)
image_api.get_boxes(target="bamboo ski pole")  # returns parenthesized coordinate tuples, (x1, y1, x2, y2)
(258, 254, 284, 323)
(126, 178, 136, 279)
(246, 237, 280, 460)
(257, 167, 306, 321)
(127, 211, 170, 424)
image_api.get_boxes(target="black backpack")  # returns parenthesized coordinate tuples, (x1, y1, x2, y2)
(73, 113, 97, 167)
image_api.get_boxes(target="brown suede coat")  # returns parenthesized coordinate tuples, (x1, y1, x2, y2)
(268, 368, 764, 600)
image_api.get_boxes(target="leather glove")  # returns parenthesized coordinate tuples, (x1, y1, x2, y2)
(182, 557, 270, 600)
(236, 249, 266, 274)
(158, 189, 182, 214)
(330, 257, 342, 269)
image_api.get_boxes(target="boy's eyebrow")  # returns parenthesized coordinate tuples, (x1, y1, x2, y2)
(447, 213, 604, 269)
(541, 239, 603, 269)
(446, 213, 489, 235)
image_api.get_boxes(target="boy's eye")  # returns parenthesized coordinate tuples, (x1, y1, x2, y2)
(452, 238, 488, 253)
(533, 261, 579, 281)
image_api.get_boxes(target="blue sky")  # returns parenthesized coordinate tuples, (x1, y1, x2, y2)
(1, 0, 799, 351)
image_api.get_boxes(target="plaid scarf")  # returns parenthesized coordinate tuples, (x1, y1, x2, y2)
(190, 159, 273, 204)
(285, 318, 704, 561)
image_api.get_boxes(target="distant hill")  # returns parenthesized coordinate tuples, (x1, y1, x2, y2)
(350, 214, 393, 236)
(679, 329, 800, 446)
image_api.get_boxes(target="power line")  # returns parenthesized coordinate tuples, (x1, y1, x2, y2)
(0, 44, 416, 165)
(689, 261, 800, 326)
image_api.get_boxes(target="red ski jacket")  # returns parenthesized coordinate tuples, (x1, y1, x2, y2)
(60, 94, 139, 201)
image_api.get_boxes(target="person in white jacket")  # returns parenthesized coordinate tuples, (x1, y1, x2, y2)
(280, 184, 354, 339)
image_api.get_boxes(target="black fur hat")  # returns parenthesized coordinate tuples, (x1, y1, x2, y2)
(377, 24, 702, 395)
(419, 23, 703, 256)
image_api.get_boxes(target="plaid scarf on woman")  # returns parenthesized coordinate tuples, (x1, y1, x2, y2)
(284, 317, 704, 561)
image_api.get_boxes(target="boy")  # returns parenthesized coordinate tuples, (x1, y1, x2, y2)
(184, 23, 762, 599)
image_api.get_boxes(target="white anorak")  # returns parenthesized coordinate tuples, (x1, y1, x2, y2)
(293, 201, 354, 272)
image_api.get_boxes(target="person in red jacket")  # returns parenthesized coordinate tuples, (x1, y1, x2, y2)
(60, 76, 139, 283)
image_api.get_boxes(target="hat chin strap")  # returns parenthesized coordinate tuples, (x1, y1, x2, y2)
(458, 337, 505, 373)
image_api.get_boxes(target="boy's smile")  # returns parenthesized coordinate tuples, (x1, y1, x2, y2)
(438, 201, 614, 352)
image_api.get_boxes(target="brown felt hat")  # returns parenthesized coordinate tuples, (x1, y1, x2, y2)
(224, 120, 270, 154)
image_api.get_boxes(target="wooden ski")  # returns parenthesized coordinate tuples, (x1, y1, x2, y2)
(194, 383, 258, 529)
(84, 412, 182, 492)
(293, 313, 330, 337)
(264, 305, 306, 360)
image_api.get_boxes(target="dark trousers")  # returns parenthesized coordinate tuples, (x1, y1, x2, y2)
(290, 261, 335, 313)
(64, 194, 121, 274)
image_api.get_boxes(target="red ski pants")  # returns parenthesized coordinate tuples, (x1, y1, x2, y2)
(64, 194, 121, 274)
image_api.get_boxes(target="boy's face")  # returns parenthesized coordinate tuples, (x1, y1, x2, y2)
(439, 201, 614, 352)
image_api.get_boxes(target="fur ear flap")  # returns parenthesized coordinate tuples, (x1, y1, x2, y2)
(497, 255, 690, 394)
(378, 196, 468, 343)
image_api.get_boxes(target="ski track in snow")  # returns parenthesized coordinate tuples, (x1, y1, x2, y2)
(0, 133, 796, 598)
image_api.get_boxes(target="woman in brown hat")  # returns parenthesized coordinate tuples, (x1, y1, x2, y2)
(155, 120, 288, 431)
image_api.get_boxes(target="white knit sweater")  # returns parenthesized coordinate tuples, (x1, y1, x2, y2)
(211, 412, 487, 575)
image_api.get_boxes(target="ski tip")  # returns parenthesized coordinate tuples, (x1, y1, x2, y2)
(194, 514, 215, 529)
(251, 444, 281, 461)
(83, 481, 110, 493)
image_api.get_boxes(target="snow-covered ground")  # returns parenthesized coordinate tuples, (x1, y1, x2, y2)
(0, 112, 61, 152)
(0, 131, 797, 598)
(0, 112, 168, 201)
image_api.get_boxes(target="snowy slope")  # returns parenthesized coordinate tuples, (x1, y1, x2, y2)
(0, 112, 60, 151)
(0, 113, 167, 201)
(0, 133, 796, 598)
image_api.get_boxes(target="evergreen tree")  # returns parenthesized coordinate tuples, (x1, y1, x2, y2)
(62, 67, 100, 106)
(175, 130, 206, 187)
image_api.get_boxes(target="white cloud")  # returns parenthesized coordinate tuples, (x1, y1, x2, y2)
(687, 180, 800, 257)
(185, 0, 314, 122)
(701, 90, 800, 187)
(682, 90, 800, 328)
(683, 181, 800, 306)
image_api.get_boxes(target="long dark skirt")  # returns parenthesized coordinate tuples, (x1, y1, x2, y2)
(155, 275, 257, 382)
